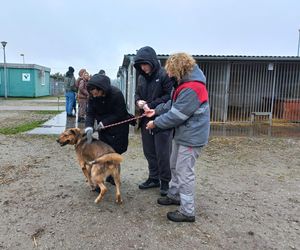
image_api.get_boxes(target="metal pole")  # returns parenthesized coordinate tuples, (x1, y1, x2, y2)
(1, 42, 8, 98)
(298, 29, 300, 57)
(20, 54, 25, 64)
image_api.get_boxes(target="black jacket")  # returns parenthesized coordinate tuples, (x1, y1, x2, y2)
(86, 75, 129, 154)
(134, 46, 174, 126)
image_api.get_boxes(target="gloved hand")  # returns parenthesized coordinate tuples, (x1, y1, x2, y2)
(96, 121, 105, 131)
(137, 100, 146, 109)
(85, 127, 93, 144)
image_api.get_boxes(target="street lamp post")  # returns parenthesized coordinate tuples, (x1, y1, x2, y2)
(1, 41, 8, 98)
(20, 53, 25, 64)
(297, 29, 300, 57)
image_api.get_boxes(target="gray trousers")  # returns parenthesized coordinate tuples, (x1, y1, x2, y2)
(167, 141, 201, 216)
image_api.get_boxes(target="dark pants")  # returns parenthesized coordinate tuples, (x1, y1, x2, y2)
(141, 124, 172, 182)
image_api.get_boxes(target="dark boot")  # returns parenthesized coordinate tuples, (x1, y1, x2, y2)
(138, 178, 160, 189)
(167, 210, 195, 222)
(157, 196, 180, 206)
(160, 180, 169, 196)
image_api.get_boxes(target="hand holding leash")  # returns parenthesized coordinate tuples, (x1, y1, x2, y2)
(144, 109, 155, 118)
(85, 127, 93, 144)
(146, 120, 155, 130)
(96, 121, 105, 131)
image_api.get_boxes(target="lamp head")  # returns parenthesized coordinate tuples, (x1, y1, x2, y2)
(1, 41, 7, 48)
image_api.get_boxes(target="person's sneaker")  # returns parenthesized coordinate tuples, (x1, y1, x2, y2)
(160, 180, 169, 196)
(157, 196, 180, 206)
(138, 178, 160, 189)
(167, 210, 195, 222)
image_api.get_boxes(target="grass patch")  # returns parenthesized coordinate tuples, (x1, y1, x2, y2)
(0, 120, 48, 135)
(33, 110, 62, 115)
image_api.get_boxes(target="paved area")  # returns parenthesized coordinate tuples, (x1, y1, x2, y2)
(27, 111, 79, 135)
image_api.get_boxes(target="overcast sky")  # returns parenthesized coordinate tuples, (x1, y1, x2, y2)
(1, 0, 299, 78)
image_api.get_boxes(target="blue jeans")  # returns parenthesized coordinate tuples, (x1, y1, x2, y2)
(65, 91, 76, 115)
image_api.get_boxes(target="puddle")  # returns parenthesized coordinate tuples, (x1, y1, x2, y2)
(27, 112, 85, 135)
(210, 124, 300, 138)
(28, 112, 300, 138)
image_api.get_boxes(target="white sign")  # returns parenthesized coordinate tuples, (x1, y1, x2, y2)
(22, 73, 30, 81)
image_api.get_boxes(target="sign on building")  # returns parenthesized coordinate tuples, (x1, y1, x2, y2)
(22, 73, 30, 81)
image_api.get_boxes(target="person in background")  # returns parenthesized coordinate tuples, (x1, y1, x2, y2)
(98, 69, 106, 75)
(134, 46, 174, 196)
(74, 68, 87, 116)
(64, 66, 77, 117)
(77, 71, 90, 123)
(145, 52, 210, 222)
(84, 73, 129, 185)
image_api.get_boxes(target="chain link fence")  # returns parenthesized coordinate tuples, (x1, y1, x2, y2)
(50, 78, 65, 97)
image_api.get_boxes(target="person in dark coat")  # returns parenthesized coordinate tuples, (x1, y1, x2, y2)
(85, 74, 129, 184)
(134, 46, 175, 196)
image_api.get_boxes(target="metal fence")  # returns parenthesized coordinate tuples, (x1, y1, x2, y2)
(200, 61, 300, 123)
(50, 79, 65, 96)
(116, 55, 300, 124)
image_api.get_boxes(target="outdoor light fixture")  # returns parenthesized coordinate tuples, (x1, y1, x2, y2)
(20, 53, 25, 64)
(1, 41, 8, 98)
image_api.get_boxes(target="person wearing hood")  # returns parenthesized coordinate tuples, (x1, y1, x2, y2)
(64, 66, 77, 117)
(84, 74, 130, 185)
(134, 46, 175, 196)
(145, 52, 210, 223)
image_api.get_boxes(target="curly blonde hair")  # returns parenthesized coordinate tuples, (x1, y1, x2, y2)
(165, 53, 196, 82)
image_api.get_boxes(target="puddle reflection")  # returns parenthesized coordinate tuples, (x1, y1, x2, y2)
(211, 124, 300, 138)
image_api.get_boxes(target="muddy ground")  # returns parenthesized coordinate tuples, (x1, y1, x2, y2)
(0, 110, 299, 250)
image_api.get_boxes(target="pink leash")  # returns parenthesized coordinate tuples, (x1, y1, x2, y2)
(101, 113, 146, 129)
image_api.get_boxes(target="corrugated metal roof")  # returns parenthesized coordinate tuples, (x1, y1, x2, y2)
(121, 54, 300, 67)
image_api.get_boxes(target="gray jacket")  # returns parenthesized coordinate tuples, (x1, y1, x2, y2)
(154, 65, 210, 147)
(64, 76, 76, 92)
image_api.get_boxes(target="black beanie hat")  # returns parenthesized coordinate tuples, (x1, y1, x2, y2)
(68, 66, 75, 73)
(99, 69, 105, 75)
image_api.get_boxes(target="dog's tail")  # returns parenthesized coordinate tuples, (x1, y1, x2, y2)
(89, 153, 123, 165)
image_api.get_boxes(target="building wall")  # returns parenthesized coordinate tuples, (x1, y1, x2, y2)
(0, 64, 50, 97)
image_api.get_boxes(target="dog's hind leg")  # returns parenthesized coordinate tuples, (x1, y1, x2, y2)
(112, 167, 122, 204)
(94, 182, 107, 204)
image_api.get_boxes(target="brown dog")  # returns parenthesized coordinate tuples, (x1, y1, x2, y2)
(56, 128, 123, 204)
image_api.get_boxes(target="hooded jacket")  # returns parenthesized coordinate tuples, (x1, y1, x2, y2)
(154, 65, 210, 147)
(85, 74, 129, 154)
(134, 46, 174, 113)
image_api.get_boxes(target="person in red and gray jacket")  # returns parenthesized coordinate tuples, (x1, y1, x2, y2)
(145, 52, 210, 222)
